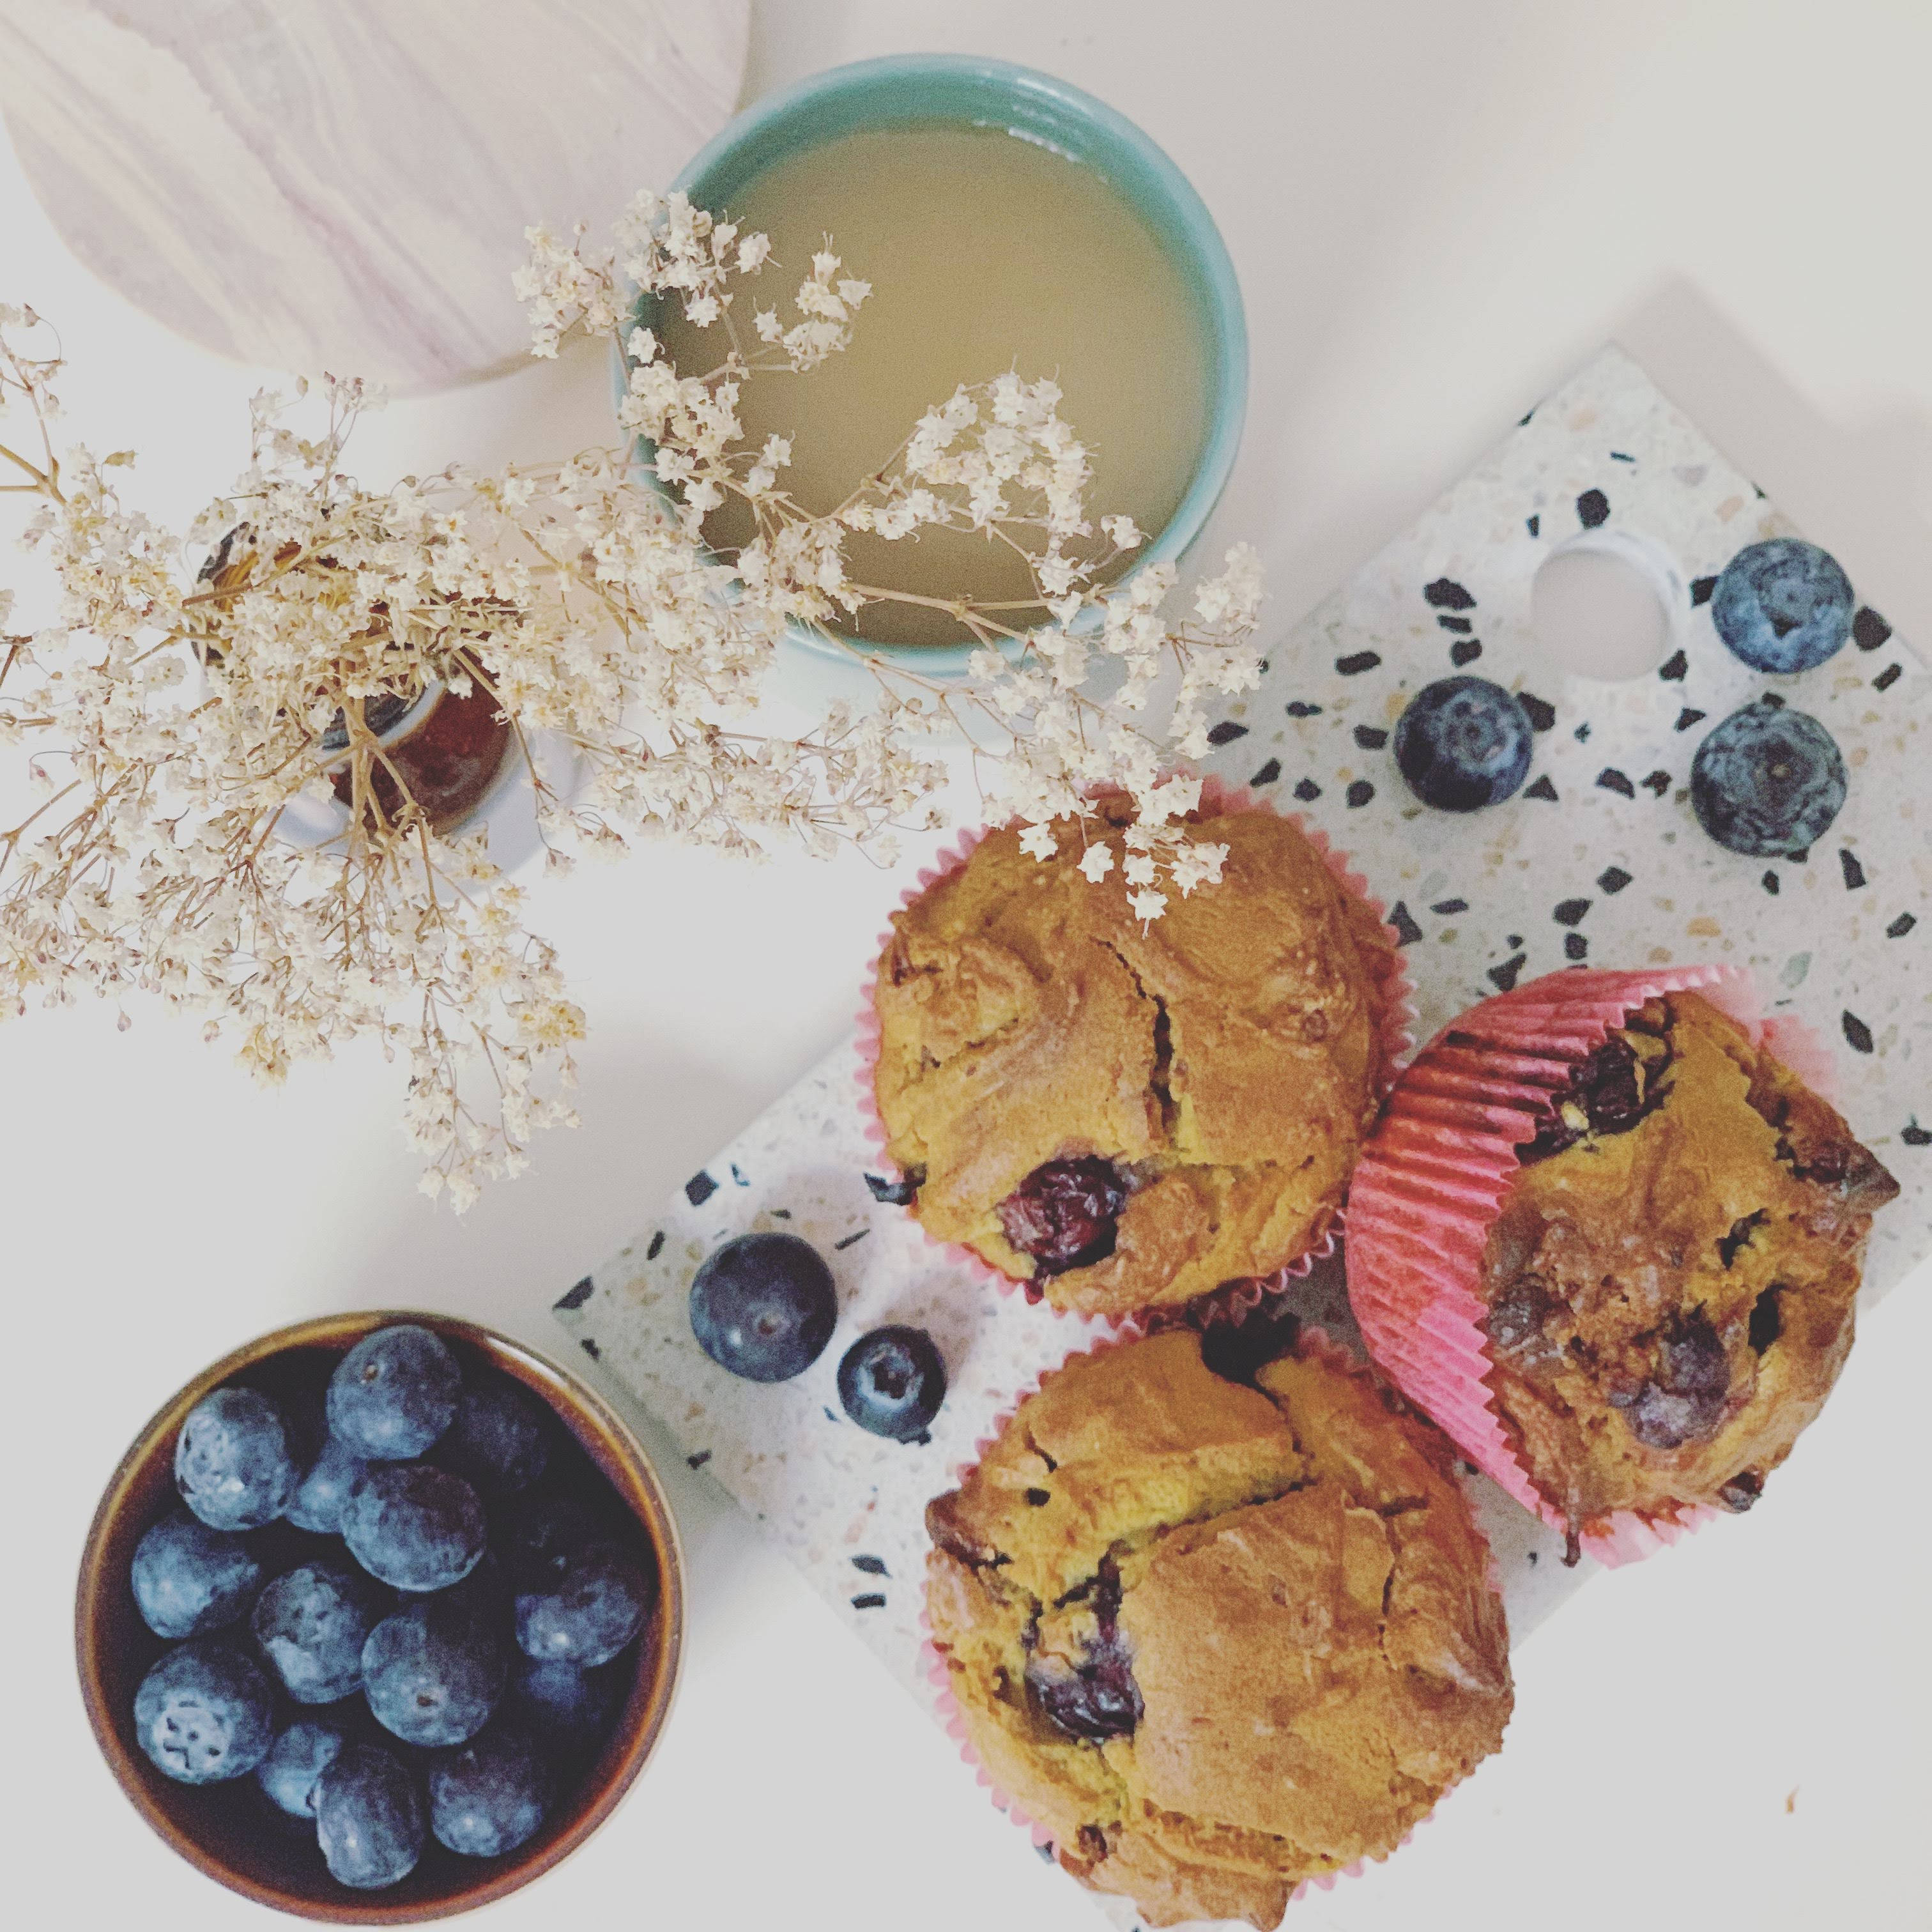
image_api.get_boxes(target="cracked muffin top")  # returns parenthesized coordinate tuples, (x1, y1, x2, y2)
(1480, 990, 1897, 1547)
(924, 1331, 1512, 1930)
(870, 795, 1395, 1320)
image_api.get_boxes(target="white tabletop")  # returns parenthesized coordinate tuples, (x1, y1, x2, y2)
(6, 3, 1929, 1929)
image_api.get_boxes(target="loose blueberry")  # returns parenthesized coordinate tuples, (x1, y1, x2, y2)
(174, 1387, 297, 1531)
(429, 1721, 553, 1857)
(256, 1717, 350, 1818)
(836, 1326, 947, 1442)
(514, 1540, 653, 1667)
(1710, 538, 1853, 673)
(1690, 700, 1847, 857)
(688, 1233, 837, 1383)
(316, 1742, 425, 1890)
(251, 1561, 387, 1704)
(504, 1655, 622, 1760)
(286, 1433, 371, 1536)
(362, 1594, 508, 1747)
(998, 1158, 1130, 1275)
(436, 1371, 552, 1495)
(1393, 675, 1535, 811)
(133, 1639, 276, 1784)
(342, 1463, 487, 1592)
(130, 1506, 264, 1639)
(327, 1324, 462, 1460)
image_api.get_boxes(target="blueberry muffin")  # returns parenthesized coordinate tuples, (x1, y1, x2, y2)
(1481, 991, 1897, 1549)
(871, 795, 1396, 1321)
(924, 1331, 1511, 1928)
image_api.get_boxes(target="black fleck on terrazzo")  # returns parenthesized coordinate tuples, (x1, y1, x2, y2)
(1610, 451, 1636, 464)
(1249, 756, 1282, 786)
(555, 1276, 594, 1312)
(1432, 897, 1468, 915)
(1286, 700, 1322, 717)
(1506, 934, 1522, 949)
(1526, 514, 1540, 537)
(1762, 871, 1781, 895)
(1641, 770, 1672, 797)
(1844, 1012, 1876, 1054)
(1353, 725, 1389, 750)
(1903, 1119, 1932, 1147)
(1206, 719, 1248, 746)
(1388, 901, 1424, 947)
(1526, 775, 1559, 801)
(687, 1450, 712, 1469)
(1565, 933, 1588, 960)
(1690, 575, 1717, 606)
(834, 1229, 870, 1251)
(852, 1555, 889, 1577)
(1519, 693, 1556, 733)
(1553, 898, 1591, 926)
(769, 1208, 792, 1219)
(1841, 850, 1868, 890)
(1874, 663, 1903, 692)
(731, 1163, 750, 1186)
(1336, 650, 1381, 676)
(1889, 913, 1918, 939)
(1294, 778, 1322, 802)
(1659, 650, 1689, 681)
(1489, 954, 1528, 992)
(1346, 779, 1374, 808)
(1423, 578, 1476, 611)
(864, 1172, 918, 1206)
(1450, 638, 1483, 666)
(686, 1170, 719, 1207)
(1597, 866, 1632, 894)
(1576, 488, 1611, 528)
(1573, 723, 1591, 742)
(851, 1593, 886, 1611)
(1675, 707, 1707, 732)
(1438, 615, 1475, 634)
(579, 1337, 601, 1360)
(1853, 606, 1893, 650)
(647, 1229, 666, 1259)
(1597, 768, 1636, 798)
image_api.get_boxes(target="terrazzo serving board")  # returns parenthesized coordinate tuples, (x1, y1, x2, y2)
(556, 346, 1930, 1928)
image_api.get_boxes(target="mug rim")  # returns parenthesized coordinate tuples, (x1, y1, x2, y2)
(610, 51, 1248, 677)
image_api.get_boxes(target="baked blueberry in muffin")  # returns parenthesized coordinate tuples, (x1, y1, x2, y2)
(871, 793, 1396, 1321)
(924, 1331, 1511, 1929)
(1481, 992, 1897, 1548)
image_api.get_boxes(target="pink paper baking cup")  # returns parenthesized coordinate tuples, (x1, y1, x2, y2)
(919, 1324, 1478, 1909)
(1344, 962, 1836, 1566)
(855, 777, 1418, 1327)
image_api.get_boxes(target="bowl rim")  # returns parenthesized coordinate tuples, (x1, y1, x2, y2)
(73, 1308, 687, 1924)
(610, 50, 1250, 677)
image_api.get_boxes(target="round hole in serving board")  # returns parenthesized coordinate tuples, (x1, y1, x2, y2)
(1529, 527, 1686, 681)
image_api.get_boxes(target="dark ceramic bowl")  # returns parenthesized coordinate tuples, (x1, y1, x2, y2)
(75, 1311, 685, 1922)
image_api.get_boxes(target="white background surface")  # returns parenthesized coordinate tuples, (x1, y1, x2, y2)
(4, 3, 1929, 1929)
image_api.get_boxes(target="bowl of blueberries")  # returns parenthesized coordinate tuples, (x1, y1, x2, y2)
(74, 1312, 684, 1922)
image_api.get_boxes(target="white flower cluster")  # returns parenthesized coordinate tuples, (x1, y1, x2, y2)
(0, 188, 1264, 1205)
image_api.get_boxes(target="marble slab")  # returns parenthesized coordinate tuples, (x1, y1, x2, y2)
(556, 346, 1930, 1929)
(0, 0, 748, 390)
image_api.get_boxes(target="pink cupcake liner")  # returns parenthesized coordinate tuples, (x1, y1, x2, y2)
(919, 1324, 1485, 1912)
(855, 776, 1418, 1328)
(1344, 963, 1836, 1567)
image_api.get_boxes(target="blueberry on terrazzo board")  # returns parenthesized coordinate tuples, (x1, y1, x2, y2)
(1690, 700, 1848, 857)
(838, 1326, 947, 1443)
(688, 1231, 838, 1382)
(1392, 675, 1535, 810)
(1710, 539, 1854, 673)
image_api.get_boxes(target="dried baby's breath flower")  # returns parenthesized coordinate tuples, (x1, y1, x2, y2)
(1, 188, 1262, 1203)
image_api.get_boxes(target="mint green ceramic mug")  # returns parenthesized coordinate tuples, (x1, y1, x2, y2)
(617, 53, 1248, 677)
